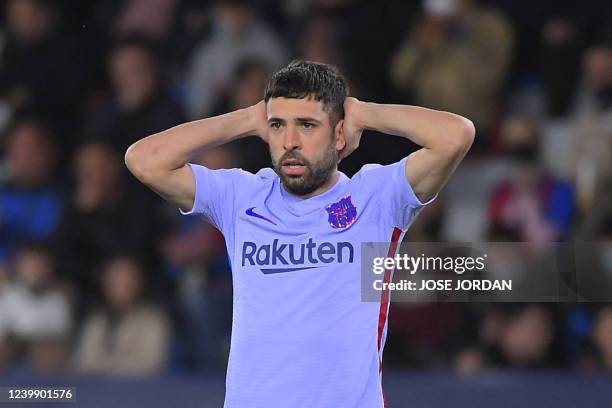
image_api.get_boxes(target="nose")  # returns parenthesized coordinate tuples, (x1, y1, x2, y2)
(283, 126, 301, 151)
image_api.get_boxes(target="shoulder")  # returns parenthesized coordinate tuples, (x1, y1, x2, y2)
(217, 166, 276, 188)
(188, 165, 264, 199)
(350, 158, 408, 185)
(190, 164, 257, 182)
(350, 163, 384, 183)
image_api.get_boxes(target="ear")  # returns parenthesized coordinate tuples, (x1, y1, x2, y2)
(334, 119, 346, 151)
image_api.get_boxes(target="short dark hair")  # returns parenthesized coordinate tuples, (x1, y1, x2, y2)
(264, 60, 348, 126)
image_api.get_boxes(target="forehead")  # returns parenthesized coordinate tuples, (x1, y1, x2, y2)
(266, 97, 328, 121)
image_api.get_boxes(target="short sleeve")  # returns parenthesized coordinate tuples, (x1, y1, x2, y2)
(355, 156, 436, 230)
(180, 163, 255, 233)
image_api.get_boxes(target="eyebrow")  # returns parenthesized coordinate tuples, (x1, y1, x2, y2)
(296, 117, 321, 124)
(267, 117, 322, 124)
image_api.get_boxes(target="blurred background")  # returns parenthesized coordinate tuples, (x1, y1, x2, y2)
(0, 0, 612, 406)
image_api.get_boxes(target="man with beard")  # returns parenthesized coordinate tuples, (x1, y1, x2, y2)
(125, 60, 474, 407)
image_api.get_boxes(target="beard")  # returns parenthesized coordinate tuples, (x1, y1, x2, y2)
(272, 139, 337, 196)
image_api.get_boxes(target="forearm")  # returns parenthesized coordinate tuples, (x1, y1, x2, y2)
(125, 107, 257, 175)
(357, 102, 474, 151)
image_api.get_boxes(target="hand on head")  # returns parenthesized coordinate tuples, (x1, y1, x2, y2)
(253, 100, 269, 142)
(338, 97, 364, 161)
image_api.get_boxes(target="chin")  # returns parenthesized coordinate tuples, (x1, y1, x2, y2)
(282, 176, 317, 196)
(283, 177, 306, 190)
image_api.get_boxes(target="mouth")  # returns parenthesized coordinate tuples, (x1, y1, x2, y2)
(281, 158, 307, 176)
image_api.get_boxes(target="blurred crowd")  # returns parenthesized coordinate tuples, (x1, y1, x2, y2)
(0, 0, 612, 377)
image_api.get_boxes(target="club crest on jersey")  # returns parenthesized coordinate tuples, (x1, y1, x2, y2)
(326, 195, 357, 229)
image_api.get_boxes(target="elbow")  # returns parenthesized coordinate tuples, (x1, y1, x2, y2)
(125, 141, 154, 183)
(449, 116, 476, 155)
(460, 117, 476, 148)
(124, 142, 140, 175)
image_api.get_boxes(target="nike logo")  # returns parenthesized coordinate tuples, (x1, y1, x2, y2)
(260, 266, 321, 274)
(245, 207, 277, 226)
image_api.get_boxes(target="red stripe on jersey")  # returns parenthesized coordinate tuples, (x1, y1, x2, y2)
(377, 227, 402, 407)
(377, 227, 402, 352)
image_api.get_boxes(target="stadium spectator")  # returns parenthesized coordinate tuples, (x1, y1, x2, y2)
(26, 336, 70, 374)
(54, 140, 162, 306)
(455, 304, 560, 371)
(453, 305, 502, 374)
(210, 59, 272, 173)
(0, 0, 82, 139)
(74, 255, 170, 376)
(537, 19, 584, 183)
(0, 119, 62, 260)
(163, 0, 213, 67)
(390, 0, 514, 137)
(488, 116, 575, 241)
(84, 36, 185, 153)
(186, 0, 287, 118)
(0, 243, 71, 373)
(386, 302, 461, 368)
(211, 59, 271, 115)
(568, 45, 612, 235)
(113, 0, 179, 41)
(540, 18, 583, 118)
(496, 305, 559, 368)
(298, 12, 345, 69)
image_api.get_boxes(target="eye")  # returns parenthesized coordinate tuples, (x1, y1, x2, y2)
(270, 122, 282, 129)
(302, 122, 314, 129)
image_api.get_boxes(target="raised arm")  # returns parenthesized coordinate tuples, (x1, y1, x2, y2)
(341, 97, 475, 203)
(125, 102, 268, 211)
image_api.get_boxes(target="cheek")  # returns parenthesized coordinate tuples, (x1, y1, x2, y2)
(310, 130, 336, 153)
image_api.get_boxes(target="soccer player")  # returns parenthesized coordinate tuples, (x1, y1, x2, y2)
(125, 60, 474, 407)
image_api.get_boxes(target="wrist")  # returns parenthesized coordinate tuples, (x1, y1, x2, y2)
(356, 101, 376, 131)
(225, 105, 259, 140)
(245, 101, 267, 137)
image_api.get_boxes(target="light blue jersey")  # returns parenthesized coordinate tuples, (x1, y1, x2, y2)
(181, 156, 434, 407)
